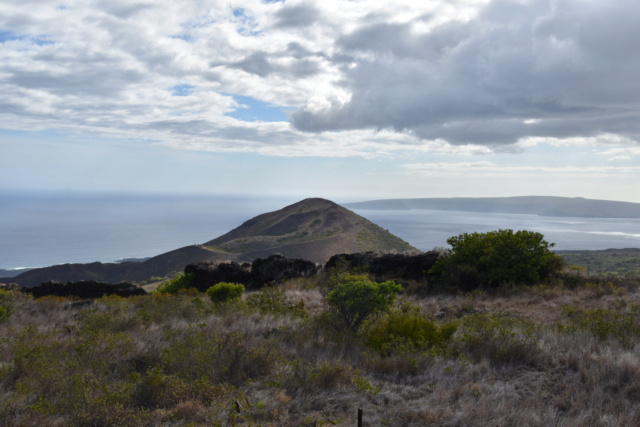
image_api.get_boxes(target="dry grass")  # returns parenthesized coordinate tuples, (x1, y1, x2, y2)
(1, 277, 640, 426)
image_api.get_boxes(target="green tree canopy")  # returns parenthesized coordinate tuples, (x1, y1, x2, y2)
(326, 279, 401, 331)
(432, 229, 564, 289)
(206, 282, 245, 303)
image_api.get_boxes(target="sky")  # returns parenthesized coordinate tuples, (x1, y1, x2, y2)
(1, 0, 640, 203)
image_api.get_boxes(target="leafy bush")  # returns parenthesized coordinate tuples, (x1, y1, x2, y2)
(561, 306, 640, 347)
(326, 279, 401, 331)
(0, 290, 14, 321)
(431, 229, 564, 290)
(366, 306, 457, 355)
(206, 282, 245, 303)
(155, 273, 194, 294)
(245, 287, 308, 317)
(456, 313, 541, 366)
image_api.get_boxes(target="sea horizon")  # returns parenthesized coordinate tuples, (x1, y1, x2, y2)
(2, 192, 640, 271)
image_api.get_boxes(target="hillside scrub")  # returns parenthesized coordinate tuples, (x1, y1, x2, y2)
(155, 273, 194, 294)
(206, 282, 245, 303)
(2, 247, 640, 425)
(1, 281, 640, 425)
(431, 229, 565, 291)
(326, 278, 401, 331)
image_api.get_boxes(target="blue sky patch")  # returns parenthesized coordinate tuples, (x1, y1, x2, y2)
(0, 30, 20, 43)
(170, 84, 195, 96)
(0, 30, 53, 45)
(169, 34, 194, 42)
(231, 8, 260, 36)
(223, 94, 293, 122)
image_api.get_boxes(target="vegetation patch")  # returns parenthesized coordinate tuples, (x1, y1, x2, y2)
(155, 273, 194, 294)
(366, 304, 457, 355)
(206, 282, 245, 303)
(431, 229, 565, 291)
(326, 278, 401, 331)
(2, 229, 640, 425)
(560, 305, 640, 347)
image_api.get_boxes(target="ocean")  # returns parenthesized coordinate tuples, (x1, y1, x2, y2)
(1, 193, 640, 271)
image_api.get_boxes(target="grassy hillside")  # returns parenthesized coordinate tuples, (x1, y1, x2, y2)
(204, 198, 416, 261)
(2, 268, 640, 425)
(8, 198, 417, 287)
(559, 248, 640, 275)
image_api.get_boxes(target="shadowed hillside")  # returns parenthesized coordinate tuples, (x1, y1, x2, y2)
(5, 198, 416, 286)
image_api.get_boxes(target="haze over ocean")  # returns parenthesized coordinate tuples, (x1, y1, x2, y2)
(2, 193, 639, 271)
(0, 193, 292, 270)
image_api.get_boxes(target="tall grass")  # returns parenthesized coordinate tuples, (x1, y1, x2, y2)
(1, 273, 640, 425)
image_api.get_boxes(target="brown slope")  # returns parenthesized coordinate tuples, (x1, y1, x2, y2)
(122, 245, 235, 283)
(8, 246, 233, 288)
(6, 262, 134, 287)
(203, 198, 416, 262)
(9, 198, 416, 286)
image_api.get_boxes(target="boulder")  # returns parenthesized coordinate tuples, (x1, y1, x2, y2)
(325, 251, 441, 282)
(184, 254, 319, 291)
(21, 280, 148, 299)
(250, 254, 318, 288)
(184, 261, 252, 292)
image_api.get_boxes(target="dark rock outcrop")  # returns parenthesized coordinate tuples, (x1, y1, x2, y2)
(184, 261, 252, 292)
(21, 280, 148, 299)
(184, 254, 319, 291)
(325, 251, 441, 282)
(250, 254, 318, 288)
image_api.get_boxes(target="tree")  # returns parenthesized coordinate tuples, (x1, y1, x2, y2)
(431, 229, 564, 289)
(326, 279, 402, 331)
(155, 273, 194, 294)
(206, 282, 245, 303)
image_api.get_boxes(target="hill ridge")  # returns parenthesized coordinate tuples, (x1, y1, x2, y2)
(5, 198, 416, 286)
(343, 196, 640, 218)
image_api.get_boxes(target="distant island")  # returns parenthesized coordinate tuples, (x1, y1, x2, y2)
(343, 196, 640, 218)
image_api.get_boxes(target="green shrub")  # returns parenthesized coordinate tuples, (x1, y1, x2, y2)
(456, 312, 541, 366)
(155, 273, 194, 294)
(206, 282, 245, 303)
(245, 287, 308, 317)
(366, 307, 457, 355)
(431, 229, 564, 290)
(0, 289, 14, 321)
(326, 279, 401, 331)
(160, 328, 277, 386)
(561, 306, 640, 347)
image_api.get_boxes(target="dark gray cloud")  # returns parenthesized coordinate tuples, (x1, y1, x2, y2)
(226, 47, 322, 78)
(291, 0, 640, 146)
(231, 52, 275, 77)
(98, 2, 155, 20)
(7, 67, 145, 96)
(274, 4, 321, 28)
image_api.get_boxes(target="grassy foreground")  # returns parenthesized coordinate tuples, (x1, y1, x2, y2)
(2, 272, 640, 426)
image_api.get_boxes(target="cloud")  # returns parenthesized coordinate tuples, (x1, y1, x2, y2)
(401, 161, 640, 178)
(608, 156, 630, 162)
(1, 0, 639, 159)
(291, 0, 640, 147)
(274, 3, 322, 28)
